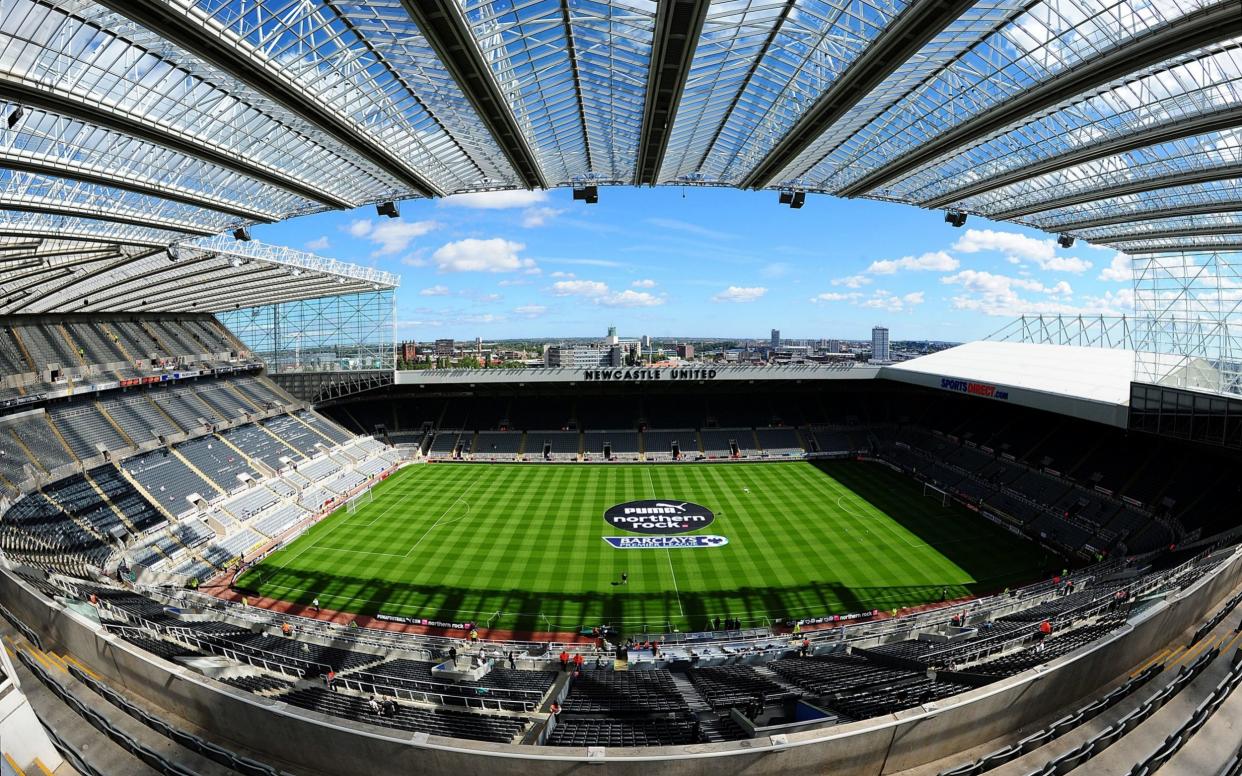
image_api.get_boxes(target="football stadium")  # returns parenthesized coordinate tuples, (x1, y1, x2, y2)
(1, 1, 1242, 775)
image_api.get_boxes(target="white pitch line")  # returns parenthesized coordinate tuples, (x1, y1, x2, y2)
(645, 466, 684, 616)
(400, 476, 485, 559)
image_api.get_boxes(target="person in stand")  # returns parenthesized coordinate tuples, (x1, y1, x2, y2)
(713, 616, 720, 631)
(470, 628, 479, 644)
(801, 638, 810, 658)
(573, 653, 584, 672)
(325, 669, 336, 692)
(1037, 619, 1052, 644)
(559, 649, 570, 672)
(449, 646, 458, 665)
(312, 597, 320, 613)
(508, 651, 517, 670)
(368, 695, 380, 715)
(281, 621, 292, 638)
(549, 702, 561, 718)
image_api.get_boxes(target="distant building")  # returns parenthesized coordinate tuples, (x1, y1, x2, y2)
(770, 328, 780, 351)
(871, 326, 890, 363)
(545, 344, 621, 368)
(434, 338, 454, 357)
(825, 339, 841, 354)
(641, 334, 651, 350)
(475, 337, 482, 353)
(399, 341, 418, 361)
(676, 343, 694, 359)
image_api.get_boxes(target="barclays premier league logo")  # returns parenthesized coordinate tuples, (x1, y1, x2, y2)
(603, 535, 729, 550)
(602, 500, 724, 549)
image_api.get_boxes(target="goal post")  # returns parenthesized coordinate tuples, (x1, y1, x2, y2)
(346, 488, 374, 514)
(922, 481, 950, 507)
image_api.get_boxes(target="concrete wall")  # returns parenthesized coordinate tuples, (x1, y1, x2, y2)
(1, 547, 1239, 776)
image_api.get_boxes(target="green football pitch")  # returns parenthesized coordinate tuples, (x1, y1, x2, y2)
(236, 461, 1054, 633)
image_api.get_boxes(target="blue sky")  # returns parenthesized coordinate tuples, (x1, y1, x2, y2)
(248, 187, 1134, 343)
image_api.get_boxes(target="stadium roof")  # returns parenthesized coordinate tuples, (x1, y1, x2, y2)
(0, 232, 397, 314)
(883, 340, 1223, 426)
(0, 0, 1240, 306)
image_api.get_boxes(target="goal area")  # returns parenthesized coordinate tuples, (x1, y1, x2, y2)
(922, 481, 950, 507)
(346, 488, 374, 514)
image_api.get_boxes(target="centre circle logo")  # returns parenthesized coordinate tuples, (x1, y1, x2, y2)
(603, 500, 715, 535)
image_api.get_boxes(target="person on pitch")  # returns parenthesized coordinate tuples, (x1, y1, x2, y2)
(621, 571, 628, 585)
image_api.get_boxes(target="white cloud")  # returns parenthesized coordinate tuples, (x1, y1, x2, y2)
(305, 236, 330, 251)
(1099, 253, 1133, 282)
(631, 278, 656, 288)
(599, 290, 663, 308)
(552, 280, 610, 297)
(867, 251, 958, 275)
(953, 228, 1056, 263)
(1038, 256, 1093, 273)
(347, 219, 439, 255)
(861, 290, 925, 312)
(521, 206, 563, 227)
(441, 190, 548, 209)
(810, 292, 862, 303)
(712, 286, 767, 303)
(419, 285, 450, 296)
(550, 271, 576, 279)
(498, 278, 531, 287)
(431, 238, 534, 273)
(513, 304, 547, 316)
(942, 269, 1130, 316)
(831, 274, 872, 289)
(548, 281, 664, 307)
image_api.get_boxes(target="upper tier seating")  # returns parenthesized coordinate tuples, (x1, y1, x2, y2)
(177, 436, 255, 493)
(47, 402, 130, 460)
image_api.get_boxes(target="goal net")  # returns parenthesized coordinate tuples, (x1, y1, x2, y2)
(922, 482, 950, 508)
(346, 488, 374, 514)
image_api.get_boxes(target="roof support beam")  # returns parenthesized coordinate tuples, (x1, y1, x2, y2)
(0, 201, 215, 238)
(399, 0, 547, 190)
(634, 0, 711, 185)
(921, 103, 1242, 209)
(1113, 240, 1242, 255)
(1053, 201, 1242, 233)
(94, 0, 443, 199)
(5, 249, 162, 313)
(107, 266, 290, 312)
(740, 0, 975, 190)
(995, 165, 1242, 220)
(0, 251, 121, 291)
(838, 2, 1242, 197)
(0, 226, 165, 249)
(0, 80, 352, 211)
(559, 0, 595, 177)
(0, 156, 275, 223)
(1090, 224, 1242, 243)
(77, 260, 263, 313)
(158, 278, 355, 313)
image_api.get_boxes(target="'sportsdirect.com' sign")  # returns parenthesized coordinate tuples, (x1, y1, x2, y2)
(940, 377, 1009, 400)
(603, 500, 715, 535)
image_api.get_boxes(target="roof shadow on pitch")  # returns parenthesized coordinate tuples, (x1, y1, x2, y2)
(810, 460, 1057, 596)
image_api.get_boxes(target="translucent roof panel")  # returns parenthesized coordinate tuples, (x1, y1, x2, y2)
(179, 0, 510, 193)
(892, 44, 1242, 205)
(659, 0, 909, 186)
(0, 101, 314, 221)
(1019, 178, 1242, 231)
(2, 0, 392, 204)
(1111, 234, 1242, 253)
(965, 126, 1242, 217)
(0, 169, 241, 236)
(772, 0, 1025, 187)
(1077, 211, 1242, 242)
(0, 210, 189, 248)
(791, 0, 1223, 194)
(457, 0, 656, 185)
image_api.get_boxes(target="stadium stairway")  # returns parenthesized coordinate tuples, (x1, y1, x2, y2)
(2, 637, 237, 776)
(896, 576, 1242, 776)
